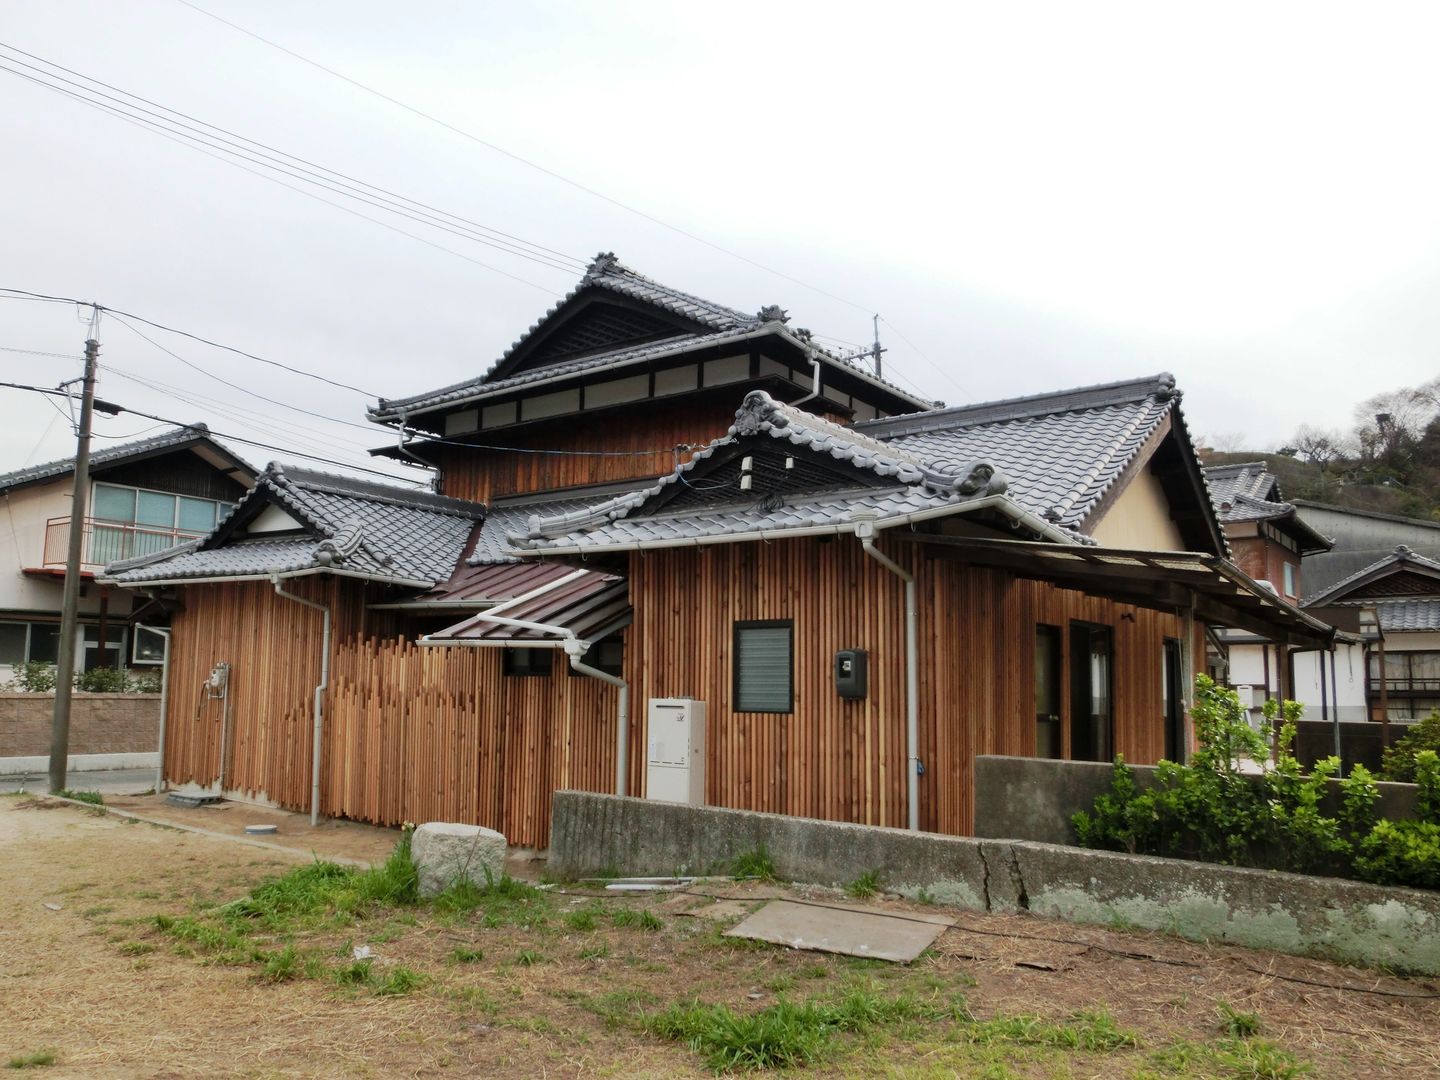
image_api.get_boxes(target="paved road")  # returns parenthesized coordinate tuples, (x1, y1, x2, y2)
(0, 767, 156, 795)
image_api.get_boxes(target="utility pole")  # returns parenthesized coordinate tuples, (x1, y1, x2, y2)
(49, 318, 100, 794)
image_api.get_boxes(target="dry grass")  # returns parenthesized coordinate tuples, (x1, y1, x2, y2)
(3, 796, 1440, 1078)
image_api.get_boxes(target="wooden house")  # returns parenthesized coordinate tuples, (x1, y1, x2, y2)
(104, 255, 1333, 846)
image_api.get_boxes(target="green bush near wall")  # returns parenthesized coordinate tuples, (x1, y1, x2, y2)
(1074, 676, 1440, 890)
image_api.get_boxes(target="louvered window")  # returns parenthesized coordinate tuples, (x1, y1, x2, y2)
(733, 621, 793, 713)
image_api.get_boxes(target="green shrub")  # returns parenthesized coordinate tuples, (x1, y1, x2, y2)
(1354, 820, 1440, 888)
(129, 670, 163, 693)
(1380, 710, 1440, 782)
(5, 661, 56, 693)
(74, 666, 131, 693)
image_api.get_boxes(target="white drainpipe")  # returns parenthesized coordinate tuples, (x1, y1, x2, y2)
(421, 589, 632, 797)
(272, 577, 331, 827)
(854, 516, 920, 832)
(137, 623, 170, 796)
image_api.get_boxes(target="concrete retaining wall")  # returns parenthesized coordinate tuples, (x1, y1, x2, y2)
(551, 791, 1440, 975)
(972, 754, 1421, 846)
(0, 693, 160, 758)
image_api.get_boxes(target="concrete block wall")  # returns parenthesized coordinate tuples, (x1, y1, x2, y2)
(0, 693, 161, 757)
(550, 791, 1440, 975)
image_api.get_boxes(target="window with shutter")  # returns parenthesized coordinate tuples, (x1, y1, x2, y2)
(733, 621, 793, 713)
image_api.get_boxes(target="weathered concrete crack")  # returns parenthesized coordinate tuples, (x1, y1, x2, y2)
(978, 844, 993, 911)
(1008, 844, 1030, 911)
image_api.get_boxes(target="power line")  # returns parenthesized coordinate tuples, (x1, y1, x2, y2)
(0, 345, 82, 360)
(170, 0, 883, 316)
(0, 43, 588, 277)
(0, 62, 567, 295)
(0, 288, 378, 396)
(0, 381, 424, 484)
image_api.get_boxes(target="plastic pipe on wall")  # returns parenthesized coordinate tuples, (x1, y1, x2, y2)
(272, 577, 331, 827)
(854, 515, 920, 832)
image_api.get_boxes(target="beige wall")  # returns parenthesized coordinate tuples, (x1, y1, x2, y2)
(0, 482, 133, 617)
(0, 692, 160, 756)
(1090, 467, 1186, 551)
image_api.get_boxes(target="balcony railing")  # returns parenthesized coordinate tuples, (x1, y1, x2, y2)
(43, 516, 205, 572)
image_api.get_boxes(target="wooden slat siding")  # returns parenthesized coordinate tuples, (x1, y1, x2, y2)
(434, 400, 738, 502)
(624, 537, 1188, 839)
(164, 580, 620, 848)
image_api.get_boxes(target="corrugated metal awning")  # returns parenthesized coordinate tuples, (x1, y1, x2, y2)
(369, 560, 580, 610)
(424, 569, 630, 645)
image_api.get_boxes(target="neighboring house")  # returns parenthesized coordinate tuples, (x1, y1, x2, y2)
(1292, 499, 1440, 597)
(0, 424, 253, 682)
(1200, 462, 1360, 722)
(1305, 545, 1440, 722)
(102, 255, 1329, 846)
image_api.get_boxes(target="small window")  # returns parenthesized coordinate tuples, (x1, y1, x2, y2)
(573, 636, 623, 677)
(0, 622, 27, 666)
(503, 648, 554, 677)
(733, 620, 793, 713)
(133, 627, 168, 665)
(1282, 562, 1297, 598)
(27, 624, 61, 665)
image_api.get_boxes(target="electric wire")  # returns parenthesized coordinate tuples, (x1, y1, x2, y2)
(172, 0, 877, 316)
(0, 44, 588, 276)
(0, 64, 566, 295)
(0, 345, 83, 360)
(4, 44, 956, 404)
(0, 288, 377, 396)
(0, 381, 424, 484)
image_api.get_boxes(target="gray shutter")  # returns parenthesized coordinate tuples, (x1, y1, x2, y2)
(735, 624, 791, 712)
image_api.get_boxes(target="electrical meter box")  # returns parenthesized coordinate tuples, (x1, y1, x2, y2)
(646, 698, 706, 805)
(835, 649, 868, 699)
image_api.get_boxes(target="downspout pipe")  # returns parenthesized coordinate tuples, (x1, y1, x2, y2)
(273, 576, 331, 827)
(421, 604, 632, 798)
(793, 335, 823, 408)
(854, 516, 920, 832)
(137, 623, 170, 796)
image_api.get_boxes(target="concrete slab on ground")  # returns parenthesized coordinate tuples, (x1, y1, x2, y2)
(724, 898, 954, 963)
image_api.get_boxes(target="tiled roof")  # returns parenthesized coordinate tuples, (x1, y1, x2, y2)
(102, 464, 484, 587)
(469, 483, 656, 564)
(1305, 545, 1440, 608)
(860, 374, 1182, 533)
(0, 423, 250, 494)
(1368, 599, 1440, 632)
(369, 253, 929, 421)
(515, 391, 1030, 554)
(1203, 462, 1279, 507)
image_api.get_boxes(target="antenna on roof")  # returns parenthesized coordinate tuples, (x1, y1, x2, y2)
(871, 314, 885, 380)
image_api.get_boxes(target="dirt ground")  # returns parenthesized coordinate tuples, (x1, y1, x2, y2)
(4, 795, 1440, 1079)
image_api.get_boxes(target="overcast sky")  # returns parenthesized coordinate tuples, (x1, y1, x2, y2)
(3, 1, 1438, 484)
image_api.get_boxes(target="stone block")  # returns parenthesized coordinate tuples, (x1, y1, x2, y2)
(410, 822, 506, 898)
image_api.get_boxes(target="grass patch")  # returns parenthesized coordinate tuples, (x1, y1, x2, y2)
(515, 949, 542, 967)
(56, 789, 102, 805)
(259, 946, 303, 983)
(960, 1008, 1138, 1052)
(4, 1051, 55, 1070)
(1218, 1001, 1262, 1039)
(373, 966, 425, 996)
(643, 982, 963, 1071)
(116, 941, 155, 956)
(612, 908, 663, 932)
(846, 870, 883, 900)
(731, 844, 778, 882)
(451, 946, 484, 964)
(565, 906, 603, 932)
(579, 943, 610, 961)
